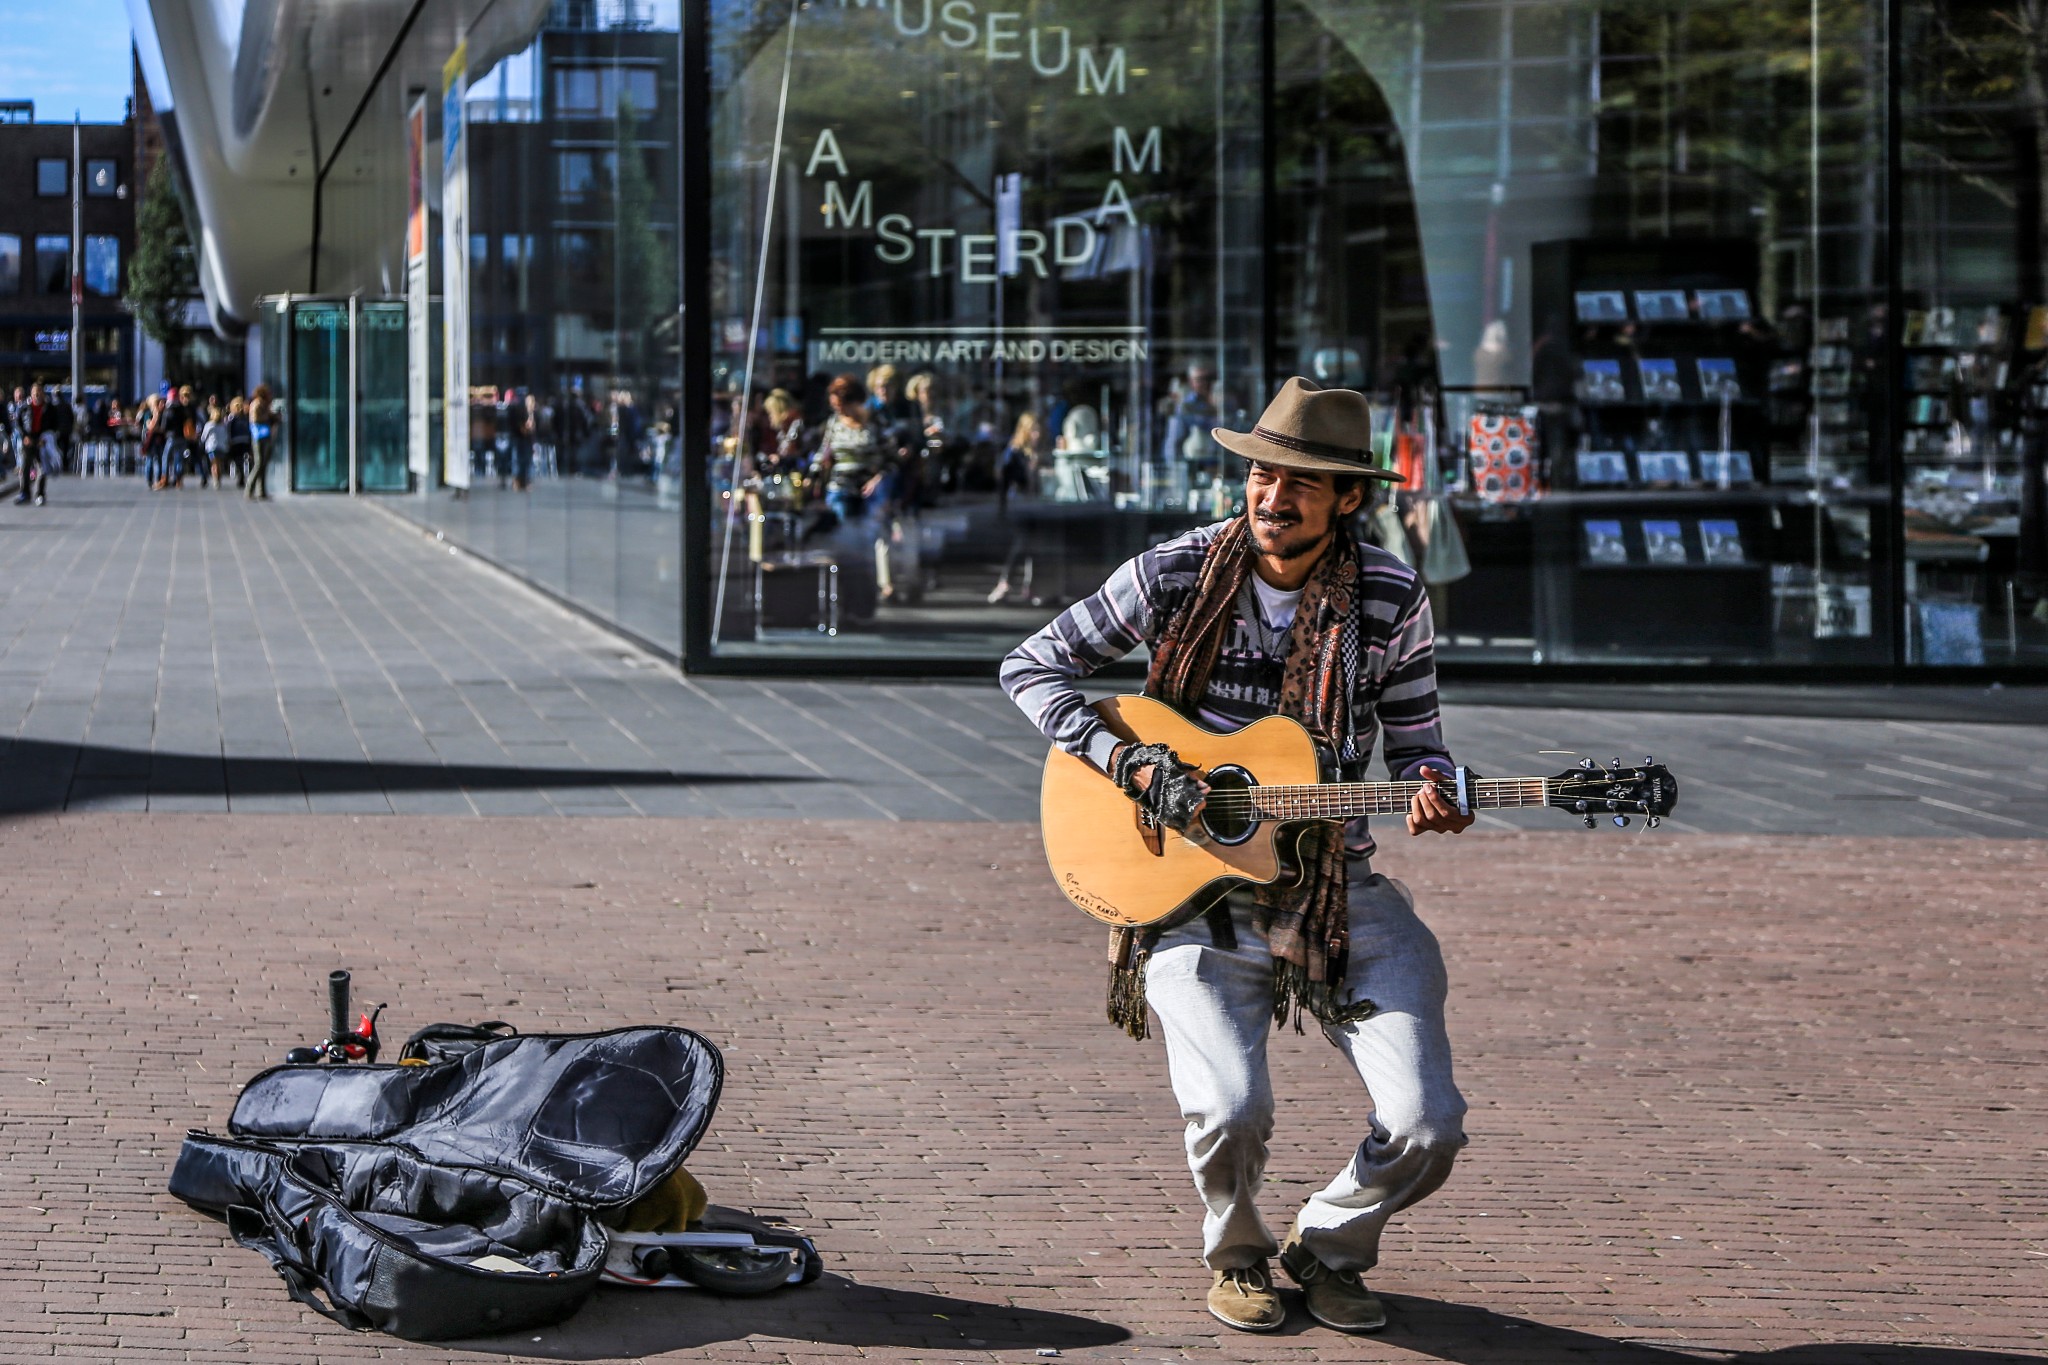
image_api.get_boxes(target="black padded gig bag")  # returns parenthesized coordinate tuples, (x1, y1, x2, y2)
(170, 1027, 722, 1340)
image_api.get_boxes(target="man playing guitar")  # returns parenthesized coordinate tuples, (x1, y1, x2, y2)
(1001, 378, 1473, 1335)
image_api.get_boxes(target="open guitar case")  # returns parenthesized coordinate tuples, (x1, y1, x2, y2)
(169, 1027, 736, 1340)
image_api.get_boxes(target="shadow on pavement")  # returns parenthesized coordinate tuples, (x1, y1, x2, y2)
(0, 738, 819, 815)
(461, 1275, 1132, 1359)
(1375, 1294, 2035, 1364)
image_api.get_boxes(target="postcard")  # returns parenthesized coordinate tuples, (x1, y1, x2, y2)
(1642, 519, 1689, 565)
(1637, 358, 1684, 402)
(1579, 358, 1628, 403)
(1698, 519, 1745, 564)
(1583, 519, 1629, 565)
(1634, 290, 1690, 322)
(1574, 290, 1630, 323)
(1696, 449, 1754, 485)
(1697, 450, 1753, 485)
(1576, 450, 1630, 485)
(1635, 450, 1692, 484)
(1694, 288, 1751, 321)
(1695, 357, 1742, 403)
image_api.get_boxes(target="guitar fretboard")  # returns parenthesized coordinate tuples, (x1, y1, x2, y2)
(1230, 778, 1553, 821)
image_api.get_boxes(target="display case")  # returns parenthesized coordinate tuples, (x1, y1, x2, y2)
(1892, 304, 2035, 663)
(1514, 239, 1883, 662)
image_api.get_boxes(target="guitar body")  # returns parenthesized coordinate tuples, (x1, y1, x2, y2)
(1039, 696, 1323, 929)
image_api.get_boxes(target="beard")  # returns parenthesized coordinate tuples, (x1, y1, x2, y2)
(1248, 509, 1329, 562)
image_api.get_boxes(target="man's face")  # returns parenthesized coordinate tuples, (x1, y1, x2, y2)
(29, 383, 44, 402)
(1189, 369, 1215, 400)
(1244, 462, 1361, 562)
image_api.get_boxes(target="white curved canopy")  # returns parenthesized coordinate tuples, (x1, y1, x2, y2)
(132, 0, 544, 331)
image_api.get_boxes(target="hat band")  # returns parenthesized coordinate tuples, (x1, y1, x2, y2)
(1251, 424, 1372, 465)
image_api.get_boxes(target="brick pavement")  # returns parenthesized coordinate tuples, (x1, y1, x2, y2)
(1, 816, 2041, 1364)
(4, 480, 2048, 835)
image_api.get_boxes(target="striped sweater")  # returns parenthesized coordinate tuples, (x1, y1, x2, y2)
(999, 519, 1456, 855)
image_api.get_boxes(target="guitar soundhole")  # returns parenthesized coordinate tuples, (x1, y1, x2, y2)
(1200, 766, 1256, 846)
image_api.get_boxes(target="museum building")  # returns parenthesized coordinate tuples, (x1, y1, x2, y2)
(134, 0, 2048, 674)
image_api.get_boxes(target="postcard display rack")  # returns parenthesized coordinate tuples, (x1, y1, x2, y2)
(1896, 305, 2035, 664)
(1530, 240, 1777, 657)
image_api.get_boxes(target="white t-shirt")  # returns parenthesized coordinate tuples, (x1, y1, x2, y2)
(1193, 575, 1303, 733)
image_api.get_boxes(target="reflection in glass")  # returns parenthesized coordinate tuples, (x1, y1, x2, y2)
(706, 0, 1265, 657)
(1900, 0, 2048, 664)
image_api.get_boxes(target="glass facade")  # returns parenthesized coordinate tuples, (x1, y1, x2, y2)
(283, 0, 2048, 673)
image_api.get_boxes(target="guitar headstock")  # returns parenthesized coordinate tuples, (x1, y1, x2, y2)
(1546, 757, 1678, 829)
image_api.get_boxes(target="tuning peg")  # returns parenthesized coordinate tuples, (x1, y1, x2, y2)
(1645, 816, 1661, 830)
(1643, 755, 1654, 766)
(1582, 814, 1597, 829)
(1610, 757, 1622, 770)
(1612, 815, 1630, 828)
(1580, 758, 1596, 770)
(1573, 800, 1589, 813)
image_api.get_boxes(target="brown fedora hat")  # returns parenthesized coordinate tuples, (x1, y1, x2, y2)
(1211, 376, 1400, 480)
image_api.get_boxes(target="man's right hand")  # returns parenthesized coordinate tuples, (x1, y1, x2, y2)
(1112, 742, 1211, 830)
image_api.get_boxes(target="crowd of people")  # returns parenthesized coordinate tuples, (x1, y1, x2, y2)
(4, 380, 281, 504)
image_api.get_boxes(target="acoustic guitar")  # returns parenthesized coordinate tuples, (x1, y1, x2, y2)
(1040, 695, 1678, 929)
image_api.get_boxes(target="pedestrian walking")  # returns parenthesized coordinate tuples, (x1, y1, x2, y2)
(201, 397, 228, 488)
(246, 385, 276, 499)
(13, 379, 55, 505)
(156, 384, 198, 489)
(226, 396, 252, 489)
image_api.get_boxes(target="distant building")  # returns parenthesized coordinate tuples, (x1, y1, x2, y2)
(0, 99, 136, 400)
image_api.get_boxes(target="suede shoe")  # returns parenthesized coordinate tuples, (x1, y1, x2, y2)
(1206, 1261, 1286, 1332)
(1279, 1236, 1386, 1333)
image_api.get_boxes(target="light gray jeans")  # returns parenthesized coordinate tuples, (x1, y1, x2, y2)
(1144, 869, 1468, 1273)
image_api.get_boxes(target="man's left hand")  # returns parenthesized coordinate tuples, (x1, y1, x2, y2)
(1407, 764, 1477, 837)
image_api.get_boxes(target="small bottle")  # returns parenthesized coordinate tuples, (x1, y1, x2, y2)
(1208, 474, 1229, 518)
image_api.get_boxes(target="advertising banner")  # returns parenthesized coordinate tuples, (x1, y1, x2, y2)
(440, 43, 470, 489)
(406, 94, 431, 483)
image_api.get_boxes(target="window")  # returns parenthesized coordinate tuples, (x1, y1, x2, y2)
(36, 158, 65, 196)
(501, 233, 534, 306)
(85, 159, 118, 196)
(557, 149, 617, 201)
(559, 149, 598, 199)
(34, 234, 68, 293)
(553, 65, 657, 118)
(619, 68, 656, 115)
(0, 234, 18, 293)
(555, 67, 600, 116)
(84, 235, 118, 296)
(556, 230, 600, 286)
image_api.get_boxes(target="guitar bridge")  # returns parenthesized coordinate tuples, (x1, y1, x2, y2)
(1135, 805, 1165, 857)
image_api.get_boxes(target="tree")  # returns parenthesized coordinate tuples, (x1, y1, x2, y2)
(125, 158, 199, 363)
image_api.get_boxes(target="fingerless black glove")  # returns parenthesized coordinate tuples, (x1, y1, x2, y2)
(1111, 741, 1205, 833)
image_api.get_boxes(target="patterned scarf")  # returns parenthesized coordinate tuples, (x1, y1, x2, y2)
(1107, 515, 1372, 1039)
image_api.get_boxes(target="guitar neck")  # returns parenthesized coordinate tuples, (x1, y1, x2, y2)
(1244, 777, 1552, 821)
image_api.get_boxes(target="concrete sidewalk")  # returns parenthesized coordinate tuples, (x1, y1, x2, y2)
(3, 479, 2045, 834)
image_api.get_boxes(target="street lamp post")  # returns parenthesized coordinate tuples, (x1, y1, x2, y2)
(70, 114, 82, 411)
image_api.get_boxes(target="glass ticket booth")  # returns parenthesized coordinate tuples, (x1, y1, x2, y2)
(259, 295, 412, 493)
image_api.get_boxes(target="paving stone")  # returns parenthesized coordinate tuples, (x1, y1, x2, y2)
(0, 817, 2040, 1363)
